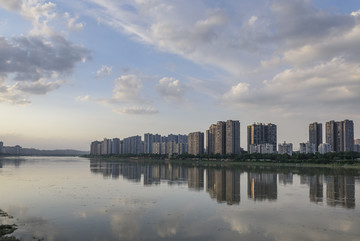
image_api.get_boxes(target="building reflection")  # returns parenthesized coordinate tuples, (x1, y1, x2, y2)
(207, 169, 240, 205)
(300, 175, 324, 203)
(0, 158, 26, 167)
(247, 172, 277, 201)
(90, 159, 188, 185)
(143, 163, 188, 186)
(188, 167, 204, 191)
(90, 160, 357, 209)
(90, 160, 142, 182)
(278, 173, 293, 185)
(326, 175, 355, 209)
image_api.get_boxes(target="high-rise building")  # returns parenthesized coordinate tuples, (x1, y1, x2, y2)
(247, 123, 277, 152)
(160, 142, 167, 154)
(326, 120, 354, 152)
(123, 136, 143, 154)
(309, 122, 322, 152)
(206, 124, 216, 154)
(144, 133, 154, 154)
(215, 121, 226, 155)
(226, 120, 240, 155)
(342, 120, 354, 152)
(112, 138, 120, 154)
(90, 141, 102, 155)
(102, 138, 112, 155)
(206, 120, 241, 155)
(326, 120, 337, 152)
(188, 132, 204, 155)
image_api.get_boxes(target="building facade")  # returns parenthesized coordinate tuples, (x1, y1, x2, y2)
(247, 123, 277, 152)
(226, 120, 241, 155)
(215, 121, 226, 155)
(188, 132, 204, 155)
(90, 141, 102, 155)
(326, 120, 354, 152)
(309, 122, 322, 152)
(206, 124, 217, 154)
(206, 120, 241, 155)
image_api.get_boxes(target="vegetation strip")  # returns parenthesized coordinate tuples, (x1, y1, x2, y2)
(82, 151, 360, 168)
(0, 210, 20, 241)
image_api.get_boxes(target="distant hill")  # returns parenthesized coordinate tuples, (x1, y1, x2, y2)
(1, 146, 89, 156)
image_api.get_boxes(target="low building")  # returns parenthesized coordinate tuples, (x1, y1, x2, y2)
(354, 144, 360, 153)
(249, 144, 275, 154)
(278, 142, 293, 155)
(318, 143, 332, 154)
(299, 142, 316, 154)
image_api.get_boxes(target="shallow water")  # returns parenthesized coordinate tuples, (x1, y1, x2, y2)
(0, 156, 359, 241)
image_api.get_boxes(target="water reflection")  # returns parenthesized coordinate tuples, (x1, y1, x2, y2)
(248, 172, 277, 201)
(89, 159, 358, 209)
(278, 172, 293, 185)
(326, 175, 355, 209)
(0, 157, 27, 167)
(207, 169, 240, 205)
(1, 157, 360, 241)
(301, 175, 324, 203)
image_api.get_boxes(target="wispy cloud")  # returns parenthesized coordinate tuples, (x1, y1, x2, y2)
(64, 12, 85, 32)
(114, 106, 158, 115)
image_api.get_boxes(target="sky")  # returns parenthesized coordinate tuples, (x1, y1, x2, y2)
(0, 0, 360, 151)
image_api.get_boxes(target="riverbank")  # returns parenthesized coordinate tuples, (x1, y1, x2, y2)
(0, 210, 19, 241)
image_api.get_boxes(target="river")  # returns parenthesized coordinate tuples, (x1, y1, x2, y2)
(0, 156, 359, 241)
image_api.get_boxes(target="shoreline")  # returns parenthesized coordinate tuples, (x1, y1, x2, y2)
(0, 210, 19, 241)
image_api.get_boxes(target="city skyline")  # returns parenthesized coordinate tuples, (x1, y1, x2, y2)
(87, 119, 358, 155)
(1, 1, 360, 151)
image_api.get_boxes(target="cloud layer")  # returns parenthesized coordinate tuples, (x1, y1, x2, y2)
(0, 0, 90, 104)
(80, 0, 360, 119)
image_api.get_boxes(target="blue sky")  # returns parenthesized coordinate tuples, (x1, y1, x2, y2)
(0, 0, 360, 150)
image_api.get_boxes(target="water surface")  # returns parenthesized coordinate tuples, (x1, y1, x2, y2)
(0, 156, 359, 241)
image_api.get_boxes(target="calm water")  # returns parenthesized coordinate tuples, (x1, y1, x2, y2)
(1, 156, 360, 241)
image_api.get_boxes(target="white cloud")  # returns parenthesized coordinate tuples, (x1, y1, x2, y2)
(351, 9, 360, 17)
(223, 57, 360, 116)
(64, 12, 85, 32)
(76, 95, 90, 102)
(248, 16, 258, 25)
(96, 65, 112, 78)
(0, 80, 30, 105)
(112, 74, 143, 102)
(0, 1, 91, 105)
(224, 82, 250, 100)
(156, 77, 185, 102)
